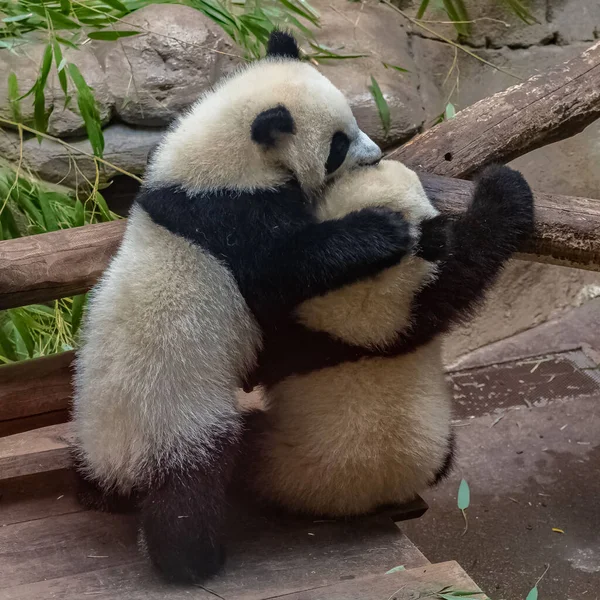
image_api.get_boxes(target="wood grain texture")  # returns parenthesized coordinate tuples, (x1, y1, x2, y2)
(0, 220, 125, 310)
(0, 422, 73, 479)
(393, 40, 600, 179)
(0, 487, 429, 596)
(0, 351, 74, 421)
(1, 561, 482, 600)
(0, 175, 598, 311)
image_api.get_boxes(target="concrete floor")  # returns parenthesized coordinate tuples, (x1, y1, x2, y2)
(401, 299, 600, 600)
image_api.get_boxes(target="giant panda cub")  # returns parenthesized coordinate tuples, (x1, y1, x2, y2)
(243, 160, 534, 517)
(71, 31, 416, 583)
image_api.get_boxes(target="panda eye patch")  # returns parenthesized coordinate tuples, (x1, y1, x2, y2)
(325, 131, 350, 174)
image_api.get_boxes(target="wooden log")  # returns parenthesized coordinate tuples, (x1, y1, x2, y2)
(0, 174, 598, 312)
(0, 220, 125, 310)
(393, 40, 600, 179)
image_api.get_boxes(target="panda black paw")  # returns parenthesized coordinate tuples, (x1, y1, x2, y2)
(140, 525, 226, 584)
(471, 164, 535, 241)
(357, 206, 416, 258)
(416, 215, 451, 262)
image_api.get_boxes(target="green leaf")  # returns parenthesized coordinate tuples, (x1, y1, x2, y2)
(27, 5, 80, 29)
(416, 0, 431, 19)
(33, 84, 48, 136)
(87, 30, 140, 41)
(0, 325, 17, 363)
(382, 62, 410, 73)
(526, 587, 538, 600)
(39, 191, 60, 232)
(504, 0, 539, 25)
(445, 102, 456, 120)
(74, 199, 85, 227)
(39, 44, 53, 88)
(9, 310, 35, 358)
(53, 41, 69, 103)
(67, 63, 105, 157)
(0, 203, 21, 239)
(60, 0, 72, 14)
(368, 75, 390, 136)
(442, 0, 470, 36)
(457, 478, 470, 510)
(7, 72, 22, 122)
(70, 294, 86, 336)
(99, 0, 129, 12)
(385, 565, 406, 574)
(95, 192, 112, 221)
(2, 13, 33, 23)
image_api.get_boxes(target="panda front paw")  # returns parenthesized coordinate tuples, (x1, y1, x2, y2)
(416, 215, 451, 262)
(471, 164, 535, 242)
(359, 206, 417, 259)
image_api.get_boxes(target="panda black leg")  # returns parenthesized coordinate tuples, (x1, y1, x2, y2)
(406, 165, 534, 347)
(430, 430, 456, 486)
(139, 428, 240, 584)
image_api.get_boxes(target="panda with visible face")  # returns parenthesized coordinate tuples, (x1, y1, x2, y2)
(242, 160, 534, 517)
(71, 31, 416, 583)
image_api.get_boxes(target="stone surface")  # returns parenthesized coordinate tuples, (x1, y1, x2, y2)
(403, 310, 600, 600)
(313, 0, 427, 147)
(0, 124, 162, 187)
(92, 3, 242, 126)
(548, 0, 600, 44)
(0, 44, 113, 138)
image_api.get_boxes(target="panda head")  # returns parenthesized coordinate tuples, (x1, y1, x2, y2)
(146, 30, 382, 197)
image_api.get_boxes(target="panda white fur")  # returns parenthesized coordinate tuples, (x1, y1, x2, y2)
(72, 31, 416, 583)
(243, 160, 535, 517)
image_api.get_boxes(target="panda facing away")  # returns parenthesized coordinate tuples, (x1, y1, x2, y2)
(242, 160, 534, 517)
(71, 32, 416, 583)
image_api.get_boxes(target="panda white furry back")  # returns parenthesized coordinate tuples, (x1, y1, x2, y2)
(73, 207, 261, 492)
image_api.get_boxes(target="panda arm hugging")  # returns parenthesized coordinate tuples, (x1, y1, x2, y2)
(245, 164, 534, 389)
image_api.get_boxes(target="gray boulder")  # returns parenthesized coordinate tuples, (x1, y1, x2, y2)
(93, 4, 242, 126)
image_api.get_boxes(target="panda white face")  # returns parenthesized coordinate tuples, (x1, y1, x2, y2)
(146, 33, 382, 197)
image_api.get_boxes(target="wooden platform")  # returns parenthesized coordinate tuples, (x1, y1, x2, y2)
(0, 424, 486, 600)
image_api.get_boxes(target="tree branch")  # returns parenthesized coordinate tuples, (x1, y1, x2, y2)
(391, 41, 600, 179)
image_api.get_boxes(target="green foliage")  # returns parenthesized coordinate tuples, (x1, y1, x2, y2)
(368, 75, 390, 137)
(0, 165, 119, 363)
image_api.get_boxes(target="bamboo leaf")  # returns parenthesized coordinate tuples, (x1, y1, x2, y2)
(99, 0, 129, 12)
(526, 587, 538, 600)
(2, 13, 33, 23)
(7, 72, 22, 122)
(457, 478, 470, 510)
(0, 325, 17, 363)
(368, 75, 390, 136)
(67, 63, 104, 157)
(445, 102, 456, 120)
(60, 0, 72, 14)
(39, 191, 60, 232)
(70, 294, 86, 336)
(52, 41, 69, 103)
(416, 0, 431, 19)
(27, 5, 80, 29)
(87, 30, 140, 41)
(39, 44, 53, 87)
(9, 310, 35, 357)
(382, 62, 410, 73)
(74, 199, 85, 226)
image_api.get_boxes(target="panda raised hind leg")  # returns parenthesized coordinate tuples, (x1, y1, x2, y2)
(403, 164, 535, 348)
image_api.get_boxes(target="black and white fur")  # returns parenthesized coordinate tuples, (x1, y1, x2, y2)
(71, 31, 415, 583)
(242, 161, 534, 517)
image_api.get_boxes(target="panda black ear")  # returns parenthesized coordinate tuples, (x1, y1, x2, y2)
(251, 105, 296, 147)
(266, 29, 300, 60)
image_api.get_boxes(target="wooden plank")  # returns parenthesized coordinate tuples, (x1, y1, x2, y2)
(0, 422, 72, 479)
(1, 560, 482, 600)
(0, 511, 139, 590)
(0, 409, 69, 438)
(0, 351, 74, 421)
(0, 501, 431, 598)
(244, 561, 484, 600)
(393, 40, 600, 180)
(0, 469, 82, 527)
(0, 220, 125, 310)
